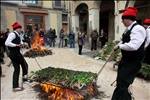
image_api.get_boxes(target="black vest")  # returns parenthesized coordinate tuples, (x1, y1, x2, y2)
(121, 23, 145, 61)
(8, 32, 21, 53)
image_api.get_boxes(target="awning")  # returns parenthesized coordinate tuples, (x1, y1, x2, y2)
(20, 9, 48, 14)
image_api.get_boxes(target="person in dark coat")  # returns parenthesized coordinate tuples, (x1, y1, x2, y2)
(90, 29, 99, 50)
(47, 28, 55, 47)
(0, 51, 5, 77)
(112, 7, 146, 100)
(24, 29, 31, 48)
(78, 30, 84, 55)
(53, 29, 57, 47)
(143, 19, 150, 64)
(99, 28, 107, 48)
(58, 29, 64, 48)
(5, 28, 10, 57)
(0, 30, 6, 53)
(5, 22, 32, 91)
(68, 30, 75, 48)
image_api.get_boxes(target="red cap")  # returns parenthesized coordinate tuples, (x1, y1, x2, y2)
(12, 22, 22, 29)
(122, 7, 138, 17)
(143, 19, 150, 25)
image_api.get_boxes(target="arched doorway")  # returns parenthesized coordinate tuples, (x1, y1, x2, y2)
(75, 3, 88, 34)
(100, 1, 115, 42)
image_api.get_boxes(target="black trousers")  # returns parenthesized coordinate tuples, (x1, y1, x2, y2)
(111, 77, 131, 100)
(144, 44, 150, 64)
(9, 52, 28, 88)
(101, 40, 106, 48)
(78, 45, 83, 55)
(64, 39, 68, 47)
(111, 59, 141, 100)
(91, 39, 97, 50)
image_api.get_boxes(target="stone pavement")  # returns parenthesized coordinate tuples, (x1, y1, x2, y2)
(1, 39, 150, 100)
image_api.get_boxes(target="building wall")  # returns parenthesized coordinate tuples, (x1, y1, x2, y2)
(1, 1, 67, 35)
(5, 10, 17, 32)
(1, 4, 18, 31)
(43, 1, 52, 8)
(50, 13, 58, 34)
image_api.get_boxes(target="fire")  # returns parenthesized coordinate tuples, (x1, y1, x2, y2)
(88, 84, 94, 95)
(30, 31, 45, 51)
(40, 83, 85, 100)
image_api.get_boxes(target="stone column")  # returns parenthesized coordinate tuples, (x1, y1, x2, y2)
(114, 1, 127, 41)
(71, 14, 79, 41)
(88, 8, 100, 32)
(88, 8, 100, 47)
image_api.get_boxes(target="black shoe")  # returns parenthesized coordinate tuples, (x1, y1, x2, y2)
(23, 77, 33, 84)
(23, 79, 33, 84)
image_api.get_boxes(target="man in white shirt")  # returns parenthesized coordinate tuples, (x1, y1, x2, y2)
(112, 7, 146, 100)
(5, 22, 31, 91)
(143, 19, 150, 64)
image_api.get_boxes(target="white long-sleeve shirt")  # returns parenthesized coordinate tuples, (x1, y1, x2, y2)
(118, 21, 146, 51)
(5, 31, 23, 47)
(145, 26, 150, 48)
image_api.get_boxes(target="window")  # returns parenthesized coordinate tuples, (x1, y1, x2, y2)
(25, 15, 43, 22)
(62, 14, 68, 22)
(22, 0, 37, 4)
(24, 14, 45, 33)
(53, 0, 63, 9)
(55, 0, 61, 7)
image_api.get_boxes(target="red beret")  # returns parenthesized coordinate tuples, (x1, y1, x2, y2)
(143, 19, 150, 25)
(12, 22, 22, 29)
(122, 7, 138, 17)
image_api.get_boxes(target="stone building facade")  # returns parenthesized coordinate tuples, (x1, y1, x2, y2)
(1, 1, 70, 36)
(1, 0, 150, 42)
(71, 0, 150, 42)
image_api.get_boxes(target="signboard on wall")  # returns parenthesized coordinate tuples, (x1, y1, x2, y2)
(22, 0, 37, 4)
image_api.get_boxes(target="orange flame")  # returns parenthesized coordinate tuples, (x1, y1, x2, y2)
(88, 85, 94, 95)
(30, 31, 45, 51)
(40, 83, 85, 100)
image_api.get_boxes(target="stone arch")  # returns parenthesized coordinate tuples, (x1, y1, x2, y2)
(100, 0, 115, 42)
(73, 3, 88, 34)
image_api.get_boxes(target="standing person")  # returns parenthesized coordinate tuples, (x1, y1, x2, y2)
(99, 28, 107, 48)
(53, 29, 57, 47)
(20, 31, 24, 42)
(68, 30, 75, 48)
(0, 30, 6, 54)
(90, 29, 99, 51)
(78, 30, 84, 55)
(5, 28, 10, 57)
(39, 28, 45, 46)
(46, 28, 55, 47)
(63, 29, 68, 47)
(24, 29, 31, 48)
(0, 51, 5, 77)
(5, 22, 32, 91)
(143, 19, 150, 64)
(112, 7, 146, 100)
(59, 29, 64, 48)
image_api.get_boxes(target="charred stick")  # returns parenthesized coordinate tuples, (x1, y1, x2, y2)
(34, 58, 42, 70)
